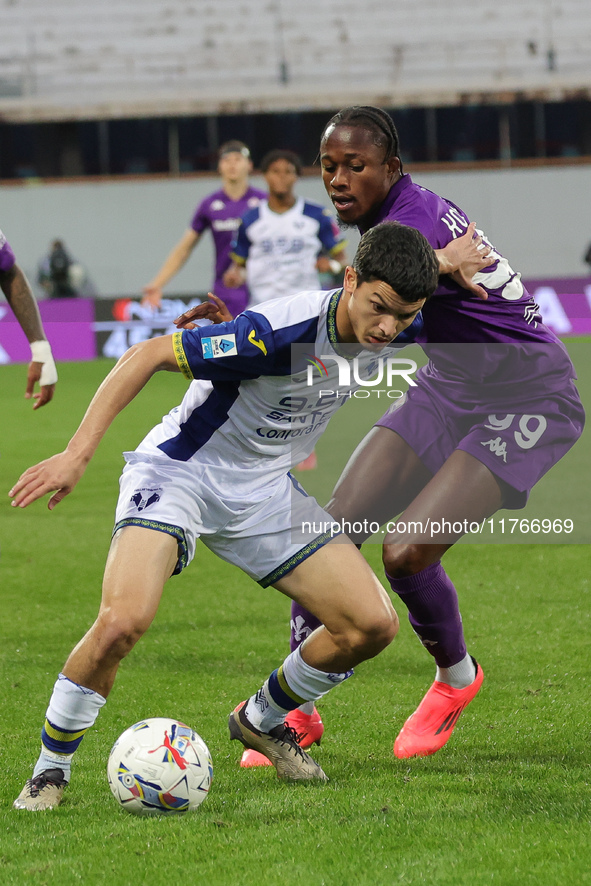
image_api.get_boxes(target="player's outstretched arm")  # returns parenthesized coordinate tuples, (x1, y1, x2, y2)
(435, 222, 493, 300)
(142, 229, 200, 307)
(0, 263, 58, 407)
(9, 335, 179, 510)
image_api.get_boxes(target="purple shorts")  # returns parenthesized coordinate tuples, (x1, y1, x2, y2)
(376, 375, 585, 508)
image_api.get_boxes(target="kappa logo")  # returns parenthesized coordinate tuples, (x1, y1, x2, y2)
(481, 436, 508, 463)
(524, 302, 541, 327)
(130, 489, 161, 511)
(202, 333, 238, 359)
(248, 329, 267, 355)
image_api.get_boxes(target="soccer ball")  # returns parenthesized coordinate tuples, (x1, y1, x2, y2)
(107, 718, 213, 816)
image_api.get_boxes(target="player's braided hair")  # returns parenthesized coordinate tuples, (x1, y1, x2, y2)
(321, 106, 403, 173)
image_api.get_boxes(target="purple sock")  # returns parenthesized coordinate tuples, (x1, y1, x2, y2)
(386, 562, 466, 668)
(290, 602, 322, 652)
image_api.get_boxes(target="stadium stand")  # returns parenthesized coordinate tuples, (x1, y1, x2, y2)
(1, 0, 591, 120)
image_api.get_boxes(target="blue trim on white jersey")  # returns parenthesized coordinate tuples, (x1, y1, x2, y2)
(145, 287, 420, 469)
(158, 380, 242, 461)
(159, 296, 333, 461)
(231, 207, 260, 262)
(301, 201, 344, 254)
(178, 313, 273, 380)
(238, 204, 262, 230)
(178, 307, 324, 381)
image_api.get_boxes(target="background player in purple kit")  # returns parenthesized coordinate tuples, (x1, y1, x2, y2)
(239, 105, 584, 766)
(0, 228, 58, 408)
(143, 141, 266, 317)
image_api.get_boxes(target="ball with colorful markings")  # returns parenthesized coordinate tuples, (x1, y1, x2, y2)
(107, 718, 212, 816)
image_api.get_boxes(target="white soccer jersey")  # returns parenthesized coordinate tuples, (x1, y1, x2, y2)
(230, 198, 345, 305)
(133, 288, 421, 489)
(117, 289, 421, 582)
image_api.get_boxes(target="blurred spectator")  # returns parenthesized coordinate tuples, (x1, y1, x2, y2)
(38, 240, 94, 298)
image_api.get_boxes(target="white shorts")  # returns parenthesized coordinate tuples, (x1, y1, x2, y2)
(114, 452, 338, 586)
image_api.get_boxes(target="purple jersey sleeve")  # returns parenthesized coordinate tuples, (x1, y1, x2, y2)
(369, 175, 578, 404)
(0, 229, 16, 273)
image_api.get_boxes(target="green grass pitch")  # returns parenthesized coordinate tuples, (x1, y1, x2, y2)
(0, 353, 589, 886)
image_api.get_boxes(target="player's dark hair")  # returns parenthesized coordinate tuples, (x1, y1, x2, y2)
(321, 106, 403, 173)
(353, 222, 438, 303)
(260, 149, 303, 175)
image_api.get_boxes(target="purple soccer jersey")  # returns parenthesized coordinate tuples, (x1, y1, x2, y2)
(369, 175, 579, 393)
(288, 176, 585, 666)
(369, 175, 559, 346)
(0, 229, 16, 273)
(190, 186, 266, 315)
(370, 175, 584, 500)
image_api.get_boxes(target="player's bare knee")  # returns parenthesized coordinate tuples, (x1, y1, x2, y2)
(382, 543, 427, 578)
(341, 607, 398, 659)
(360, 613, 397, 657)
(382, 604, 399, 646)
(95, 610, 148, 660)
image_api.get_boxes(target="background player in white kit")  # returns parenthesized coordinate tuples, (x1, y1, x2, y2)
(11, 222, 438, 810)
(224, 148, 348, 469)
(224, 149, 347, 306)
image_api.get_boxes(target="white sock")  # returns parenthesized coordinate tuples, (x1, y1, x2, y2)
(245, 648, 350, 732)
(436, 653, 476, 689)
(282, 646, 351, 699)
(33, 674, 106, 781)
(298, 701, 315, 716)
(244, 685, 287, 732)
